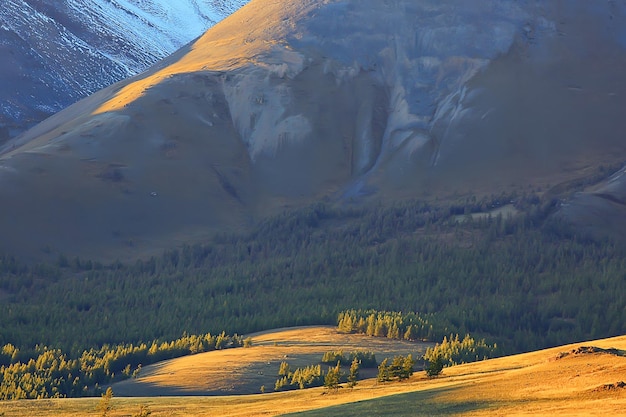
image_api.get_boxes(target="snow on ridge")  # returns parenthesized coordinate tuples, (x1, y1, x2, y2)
(0, 0, 249, 139)
(0, 0, 250, 83)
(62, 0, 250, 74)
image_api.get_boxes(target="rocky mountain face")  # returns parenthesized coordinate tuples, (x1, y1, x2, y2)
(2, 0, 626, 260)
(0, 0, 248, 142)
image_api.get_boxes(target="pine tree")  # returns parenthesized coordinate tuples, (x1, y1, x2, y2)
(425, 355, 444, 378)
(324, 362, 342, 391)
(401, 354, 414, 380)
(274, 376, 289, 391)
(338, 311, 354, 333)
(348, 357, 360, 388)
(278, 361, 290, 377)
(377, 358, 390, 382)
(389, 355, 405, 379)
(97, 387, 113, 417)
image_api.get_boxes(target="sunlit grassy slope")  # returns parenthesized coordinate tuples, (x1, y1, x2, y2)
(1, 328, 625, 416)
(112, 326, 429, 396)
(287, 336, 626, 417)
(94, 0, 312, 114)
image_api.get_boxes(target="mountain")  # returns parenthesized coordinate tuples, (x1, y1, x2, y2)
(0, 0, 248, 142)
(1, 0, 626, 260)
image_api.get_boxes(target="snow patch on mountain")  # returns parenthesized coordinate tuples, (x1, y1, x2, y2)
(0, 0, 248, 140)
(61, 0, 248, 73)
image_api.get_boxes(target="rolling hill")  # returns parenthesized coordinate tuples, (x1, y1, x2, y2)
(2, 0, 626, 261)
(0, 328, 624, 416)
(111, 326, 430, 396)
(1, 2, 625, 413)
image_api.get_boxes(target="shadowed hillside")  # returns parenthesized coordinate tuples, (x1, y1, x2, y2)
(1, 0, 626, 260)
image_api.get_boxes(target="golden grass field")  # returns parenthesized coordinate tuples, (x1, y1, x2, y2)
(112, 326, 429, 396)
(1, 327, 625, 416)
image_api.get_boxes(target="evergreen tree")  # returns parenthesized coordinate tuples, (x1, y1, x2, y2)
(348, 357, 360, 388)
(278, 361, 290, 377)
(388, 354, 414, 380)
(425, 355, 444, 378)
(97, 387, 113, 417)
(401, 354, 415, 380)
(324, 362, 341, 391)
(377, 358, 390, 383)
(389, 355, 405, 379)
(274, 376, 289, 391)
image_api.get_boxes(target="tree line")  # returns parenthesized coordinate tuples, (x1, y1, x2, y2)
(321, 350, 377, 368)
(337, 309, 441, 341)
(275, 352, 418, 392)
(274, 350, 371, 392)
(376, 355, 415, 382)
(423, 334, 497, 367)
(1, 191, 625, 369)
(0, 332, 245, 400)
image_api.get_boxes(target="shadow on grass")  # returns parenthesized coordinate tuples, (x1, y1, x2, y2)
(282, 387, 492, 417)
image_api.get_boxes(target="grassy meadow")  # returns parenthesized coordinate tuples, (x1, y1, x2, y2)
(1, 328, 625, 416)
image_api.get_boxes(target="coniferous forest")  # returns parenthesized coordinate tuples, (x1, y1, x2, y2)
(1, 193, 625, 397)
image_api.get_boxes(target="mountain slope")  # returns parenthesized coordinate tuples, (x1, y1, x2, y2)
(0, 0, 248, 141)
(2, 0, 626, 260)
